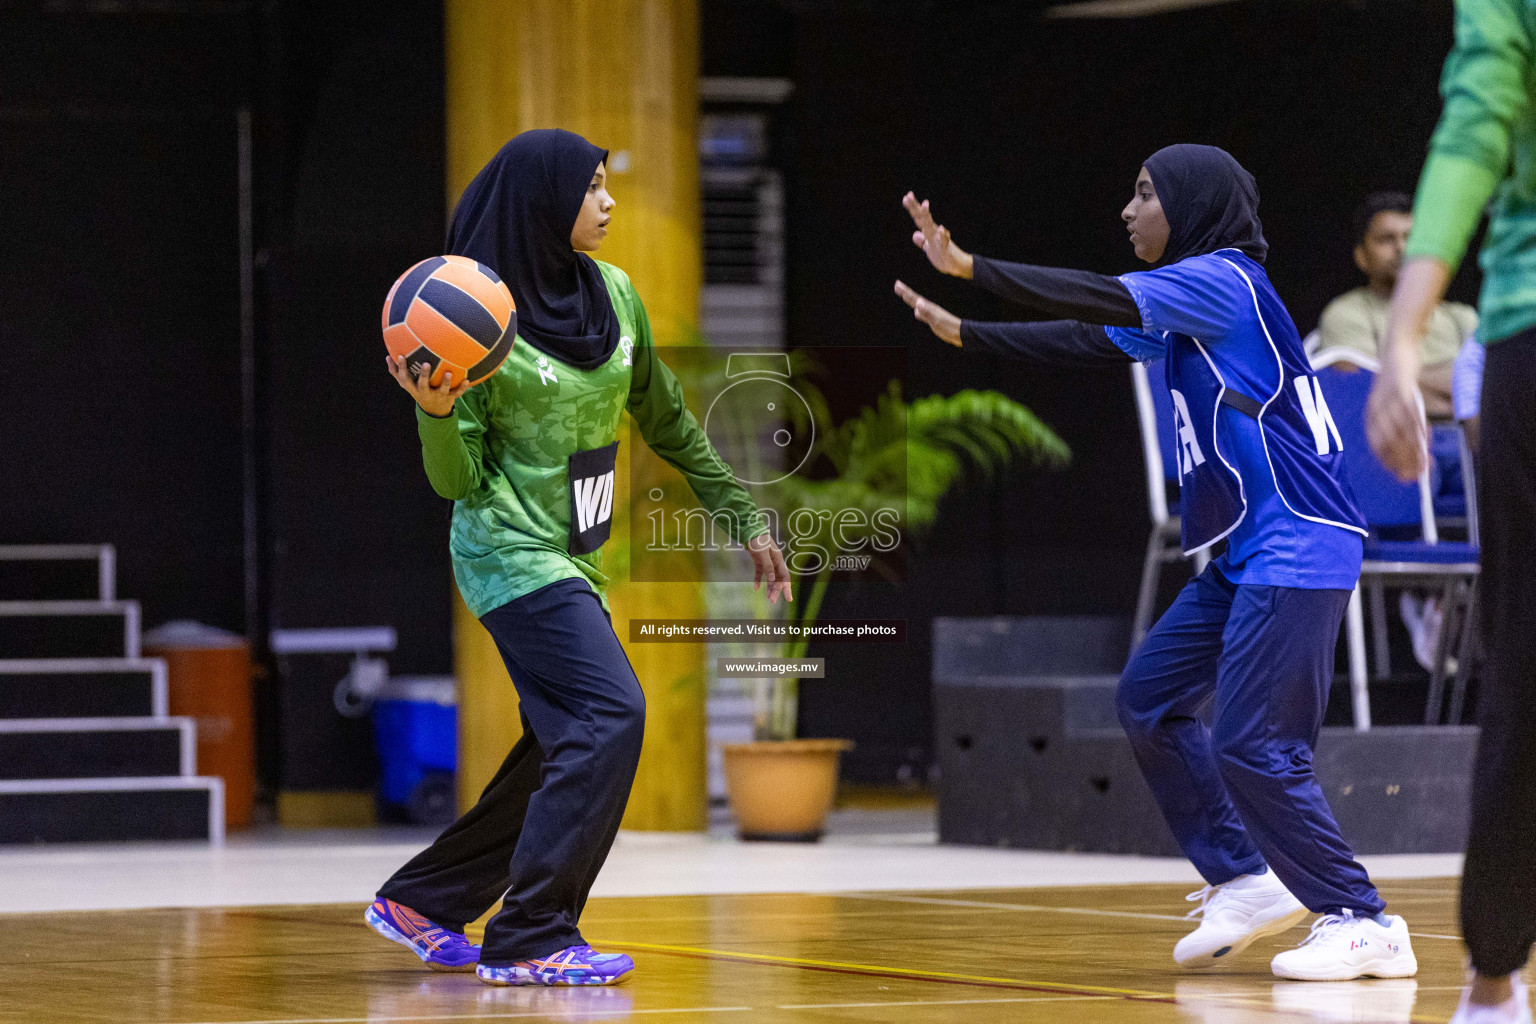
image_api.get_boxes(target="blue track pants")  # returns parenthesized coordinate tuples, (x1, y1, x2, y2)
(1117, 564, 1384, 916)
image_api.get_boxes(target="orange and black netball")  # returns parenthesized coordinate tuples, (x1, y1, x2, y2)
(382, 255, 516, 387)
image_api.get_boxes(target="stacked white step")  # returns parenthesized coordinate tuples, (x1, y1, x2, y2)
(0, 545, 223, 843)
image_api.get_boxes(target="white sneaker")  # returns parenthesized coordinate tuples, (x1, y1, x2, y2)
(1174, 871, 1309, 968)
(1271, 911, 1418, 981)
(1402, 592, 1455, 673)
(1449, 976, 1533, 1024)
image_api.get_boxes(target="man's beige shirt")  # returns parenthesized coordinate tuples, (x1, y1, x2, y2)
(1316, 286, 1477, 365)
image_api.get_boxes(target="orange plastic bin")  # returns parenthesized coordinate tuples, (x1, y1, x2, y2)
(143, 620, 256, 829)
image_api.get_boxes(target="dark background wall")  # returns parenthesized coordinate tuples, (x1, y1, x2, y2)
(2, 0, 1476, 794)
(0, 1, 449, 794)
(260, 2, 449, 790)
(698, 0, 1478, 781)
(1, 6, 252, 636)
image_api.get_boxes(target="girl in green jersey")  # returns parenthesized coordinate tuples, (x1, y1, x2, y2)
(367, 129, 790, 987)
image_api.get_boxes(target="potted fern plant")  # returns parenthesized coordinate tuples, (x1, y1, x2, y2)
(720, 380, 1070, 840)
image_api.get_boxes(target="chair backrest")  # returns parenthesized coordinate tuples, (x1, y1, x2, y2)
(1425, 421, 1480, 545)
(1313, 364, 1428, 533)
(1130, 360, 1180, 526)
(1310, 345, 1381, 372)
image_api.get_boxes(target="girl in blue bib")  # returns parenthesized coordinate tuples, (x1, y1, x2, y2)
(896, 145, 1415, 983)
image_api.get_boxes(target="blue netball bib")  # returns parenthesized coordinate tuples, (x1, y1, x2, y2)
(1108, 251, 1366, 555)
(1163, 344, 1249, 551)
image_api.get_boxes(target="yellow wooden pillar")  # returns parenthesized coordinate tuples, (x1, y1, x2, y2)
(447, 0, 708, 830)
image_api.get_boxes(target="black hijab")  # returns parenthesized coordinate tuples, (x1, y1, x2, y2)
(446, 129, 620, 369)
(1143, 144, 1268, 266)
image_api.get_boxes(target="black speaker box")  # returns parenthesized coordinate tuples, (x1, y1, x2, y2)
(934, 616, 1478, 855)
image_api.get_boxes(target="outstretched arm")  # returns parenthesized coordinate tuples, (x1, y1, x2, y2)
(902, 191, 1142, 326)
(963, 319, 1134, 365)
(969, 258, 1142, 326)
(893, 281, 1135, 365)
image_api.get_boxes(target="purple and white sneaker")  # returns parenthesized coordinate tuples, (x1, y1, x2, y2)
(476, 944, 635, 986)
(365, 897, 480, 972)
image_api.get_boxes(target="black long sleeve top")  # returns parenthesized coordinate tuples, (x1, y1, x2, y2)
(956, 254, 1143, 365)
(960, 318, 1133, 366)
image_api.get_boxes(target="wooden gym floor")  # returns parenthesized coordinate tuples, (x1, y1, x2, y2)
(0, 878, 1487, 1024)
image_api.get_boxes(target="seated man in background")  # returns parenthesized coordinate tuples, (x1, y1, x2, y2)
(1316, 191, 1476, 419)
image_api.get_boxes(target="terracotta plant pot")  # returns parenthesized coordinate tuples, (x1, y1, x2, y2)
(721, 738, 854, 841)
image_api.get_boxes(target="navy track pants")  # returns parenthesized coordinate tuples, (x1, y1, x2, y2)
(1461, 328, 1536, 976)
(1117, 564, 1384, 916)
(378, 577, 645, 965)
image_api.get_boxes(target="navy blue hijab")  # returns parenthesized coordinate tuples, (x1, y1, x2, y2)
(446, 129, 620, 369)
(1143, 144, 1268, 266)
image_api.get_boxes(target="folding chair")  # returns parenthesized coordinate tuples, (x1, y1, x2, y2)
(1310, 345, 1381, 373)
(1314, 364, 1480, 731)
(1440, 420, 1482, 725)
(1301, 329, 1323, 360)
(1311, 346, 1470, 532)
(1130, 359, 1209, 650)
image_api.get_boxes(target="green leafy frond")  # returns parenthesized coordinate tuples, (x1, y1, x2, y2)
(685, 364, 1071, 740)
(907, 389, 1072, 472)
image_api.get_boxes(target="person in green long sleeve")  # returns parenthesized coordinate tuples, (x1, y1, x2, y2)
(1368, 3, 1536, 1021)
(365, 129, 791, 988)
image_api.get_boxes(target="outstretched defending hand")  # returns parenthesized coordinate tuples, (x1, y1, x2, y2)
(387, 353, 470, 418)
(893, 280, 962, 346)
(903, 192, 974, 279)
(747, 532, 793, 605)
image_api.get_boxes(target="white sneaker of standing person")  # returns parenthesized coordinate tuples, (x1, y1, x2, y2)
(1449, 975, 1533, 1024)
(1270, 909, 1418, 981)
(1174, 870, 1309, 967)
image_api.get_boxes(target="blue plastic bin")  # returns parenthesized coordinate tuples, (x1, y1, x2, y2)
(371, 676, 457, 823)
